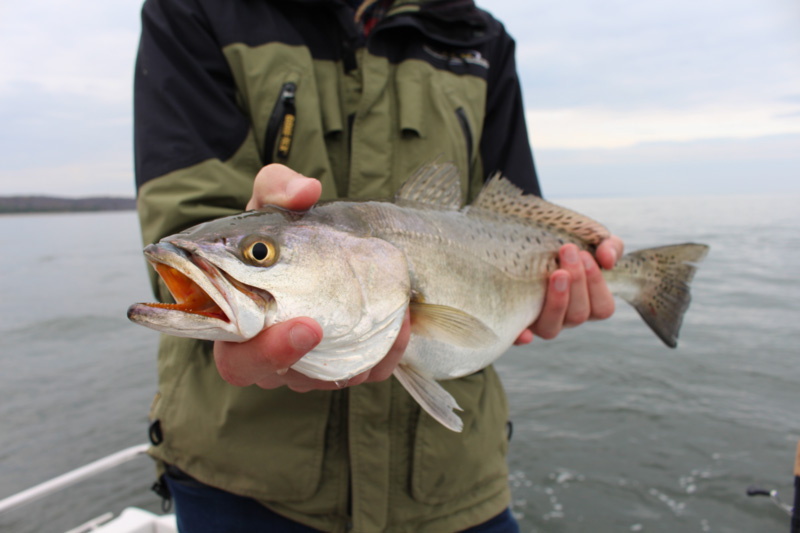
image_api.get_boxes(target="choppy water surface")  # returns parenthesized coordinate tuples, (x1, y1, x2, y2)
(1, 195, 798, 532)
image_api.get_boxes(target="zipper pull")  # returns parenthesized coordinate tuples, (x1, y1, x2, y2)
(277, 83, 297, 160)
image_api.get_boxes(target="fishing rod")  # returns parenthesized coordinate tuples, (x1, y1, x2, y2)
(746, 440, 800, 532)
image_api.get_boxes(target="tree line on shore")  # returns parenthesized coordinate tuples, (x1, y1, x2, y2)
(0, 196, 136, 214)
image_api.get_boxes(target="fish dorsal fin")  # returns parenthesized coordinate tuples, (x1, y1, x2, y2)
(471, 173, 611, 246)
(394, 161, 463, 209)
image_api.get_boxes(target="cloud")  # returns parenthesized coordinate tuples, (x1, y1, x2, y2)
(489, 0, 800, 110)
(1, 0, 799, 198)
(0, 2, 141, 103)
(0, 152, 136, 197)
(480, 0, 800, 196)
(0, 84, 132, 191)
(535, 134, 800, 198)
(0, 1, 141, 196)
(526, 103, 800, 150)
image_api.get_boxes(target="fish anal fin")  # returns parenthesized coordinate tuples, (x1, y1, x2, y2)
(472, 173, 611, 246)
(410, 301, 498, 348)
(393, 363, 464, 432)
(394, 160, 463, 209)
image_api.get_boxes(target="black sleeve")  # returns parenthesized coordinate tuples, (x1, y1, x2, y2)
(479, 26, 541, 197)
(134, 0, 250, 190)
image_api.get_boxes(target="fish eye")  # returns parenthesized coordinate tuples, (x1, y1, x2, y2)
(241, 237, 278, 266)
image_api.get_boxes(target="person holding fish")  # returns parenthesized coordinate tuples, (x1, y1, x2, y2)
(132, 0, 628, 531)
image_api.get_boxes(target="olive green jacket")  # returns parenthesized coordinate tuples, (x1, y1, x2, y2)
(134, 0, 540, 530)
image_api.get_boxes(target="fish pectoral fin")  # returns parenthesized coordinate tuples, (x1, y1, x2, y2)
(409, 302, 498, 348)
(393, 363, 463, 432)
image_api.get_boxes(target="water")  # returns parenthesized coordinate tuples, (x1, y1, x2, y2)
(0, 212, 161, 533)
(1, 196, 799, 532)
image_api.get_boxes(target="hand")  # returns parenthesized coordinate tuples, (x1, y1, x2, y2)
(214, 309, 411, 392)
(214, 164, 411, 391)
(245, 163, 322, 211)
(514, 236, 624, 344)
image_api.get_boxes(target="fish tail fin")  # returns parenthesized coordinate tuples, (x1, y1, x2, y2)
(605, 243, 709, 348)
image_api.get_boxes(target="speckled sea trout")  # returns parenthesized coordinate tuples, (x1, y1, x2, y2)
(128, 162, 708, 431)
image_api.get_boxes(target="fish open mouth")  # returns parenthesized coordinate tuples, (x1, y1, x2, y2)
(128, 241, 273, 340)
(148, 262, 230, 322)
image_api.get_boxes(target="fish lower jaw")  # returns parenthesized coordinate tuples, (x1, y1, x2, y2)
(127, 300, 274, 342)
(126, 302, 247, 342)
(141, 301, 230, 322)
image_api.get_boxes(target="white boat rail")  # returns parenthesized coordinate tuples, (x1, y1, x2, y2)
(0, 443, 150, 514)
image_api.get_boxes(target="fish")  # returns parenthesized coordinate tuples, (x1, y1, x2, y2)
(128, 162, 709, 432)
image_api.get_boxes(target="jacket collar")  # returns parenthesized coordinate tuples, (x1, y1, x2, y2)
(380, 0, 496, 47)
(280, 0, 495, 47)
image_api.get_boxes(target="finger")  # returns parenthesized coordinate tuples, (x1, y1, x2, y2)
(246, 164, 322, 211)
(560, 244, 591, 326)
(581, 250, 615, 320)
(276, 309, 410, 390)
(514, 328, 534, 346)
(595, 235, 624, 270)
(530, 269, 570, 340)
(213, 317, 322, 387)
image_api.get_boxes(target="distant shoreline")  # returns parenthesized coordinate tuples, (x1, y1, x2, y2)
(0, 196, 136, 214)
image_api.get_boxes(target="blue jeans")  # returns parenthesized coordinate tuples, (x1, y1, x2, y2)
(164, 467, 519, 532)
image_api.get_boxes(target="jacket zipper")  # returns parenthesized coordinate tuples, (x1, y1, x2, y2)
(456, 107, 472, 201)
(455, 107, 473, 168)
(263, 82, 297, 164)
(456, 107, 472, 169)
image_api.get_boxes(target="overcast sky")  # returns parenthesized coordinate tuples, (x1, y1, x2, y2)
(0, 0, 798, 198)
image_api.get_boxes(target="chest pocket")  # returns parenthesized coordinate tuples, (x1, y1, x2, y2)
(394, 58, 488, 203)
(223, 42, 341, 201)
(263, 80, 298, 165)
(411, 365, 510, 504)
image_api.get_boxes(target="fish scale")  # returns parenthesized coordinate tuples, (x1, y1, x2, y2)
(361, 202, 560, 281)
